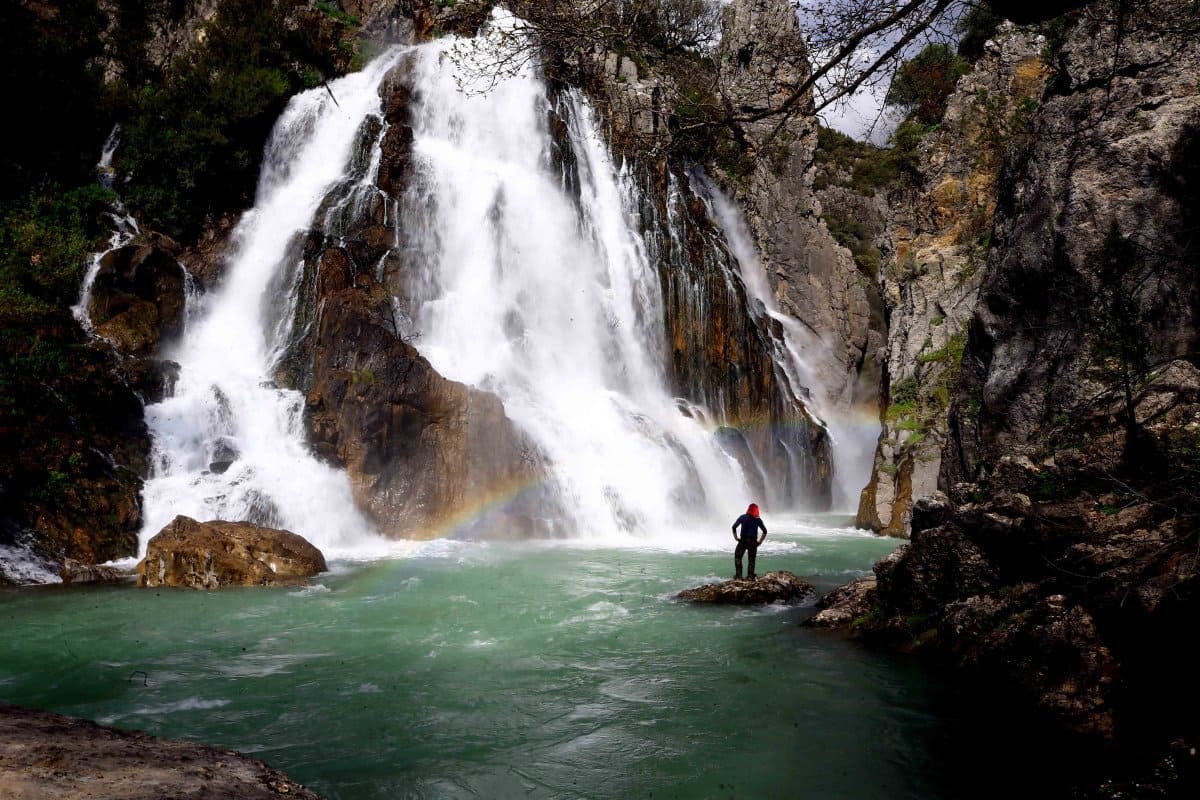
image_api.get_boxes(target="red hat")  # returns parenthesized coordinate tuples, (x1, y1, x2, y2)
(747, 503, 759, 517)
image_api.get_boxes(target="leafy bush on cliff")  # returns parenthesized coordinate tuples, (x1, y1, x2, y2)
(115, 0, 356, 239)
(0, 1, 107, 212)
(886, 43, 970, 126)
(0, 185, 115, 325)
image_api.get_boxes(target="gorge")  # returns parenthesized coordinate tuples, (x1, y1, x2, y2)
(2, 0, 1198, 796)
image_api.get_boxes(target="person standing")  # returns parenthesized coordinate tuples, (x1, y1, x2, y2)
(731, 503, 767, 581)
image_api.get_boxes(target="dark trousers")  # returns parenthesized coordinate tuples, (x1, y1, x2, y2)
(734, 538, 758, 579)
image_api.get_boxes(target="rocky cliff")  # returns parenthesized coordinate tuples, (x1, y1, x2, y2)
(0, 0, 386, 581)
(572, 0, 861, 508)
(715, 0, 884, 417)
(818, 1, 1200, 790)
(855, 24, 1051, 536)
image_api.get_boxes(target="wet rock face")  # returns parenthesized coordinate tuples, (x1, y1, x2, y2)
(89, 242, 187, 355)
(136, 515, 327, 589)
(274, 62, 551, 540)
(0, 311, 150, 574)
(579, 2, 838, 508)
(636, 161, 833, 508)
(0, 703, 321, 799)
(299, 274, 549, 539)
(715, 0, 882, 413)
(676, 570, 814, 604)
(805, 575, 876, 628)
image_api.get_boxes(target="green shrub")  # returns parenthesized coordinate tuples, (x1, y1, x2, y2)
(0, 184, 115, 322)
(957, 6, 1002, 62)
(115, 0, 356, 239)
(886, 44, 970, 126)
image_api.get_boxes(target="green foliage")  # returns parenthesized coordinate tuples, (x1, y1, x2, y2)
(888, 119, 934, 175)
(823, 209, 882, 277)
(0, 184, 115, 322)
(352, 368, 378, 387)
(890, 377, 919, 406)
(814, 125, 905, 195)
(886, 399, 917, 421)
(957, 5, 1003, 62)
(115, 0, 356, 238)
(0, 1, 109, 210)
(315, 1, 361, 26)
(886, 44, 970, 126)
(883, 329, 970, 450)
(1039, 16, 1071, 62)
(916, 331, 966, 366)
(849, 606, 886, 631)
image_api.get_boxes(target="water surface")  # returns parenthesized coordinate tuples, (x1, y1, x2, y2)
(2, 518, 985, 799)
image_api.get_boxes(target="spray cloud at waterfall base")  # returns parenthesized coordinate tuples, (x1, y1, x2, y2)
(140, 10, 843, 553)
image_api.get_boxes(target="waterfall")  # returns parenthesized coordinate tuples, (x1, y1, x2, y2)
(73, 125, 141, 332)
(138, 51, 405, 557)
(399, 13, 751, 538)
(139, 10, 832, 550)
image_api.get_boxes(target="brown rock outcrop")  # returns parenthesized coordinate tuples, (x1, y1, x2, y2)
(271, 67, 551, 539)
(300, 276, 548, 539)
(0, 703, 320, 799)
(676, 570, 814, 604)
(136, 515, 327, 589)
(88, 241, 186, 355)
(816, 358, 1200, 782)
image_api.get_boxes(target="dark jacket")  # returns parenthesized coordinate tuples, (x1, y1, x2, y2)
(732, 514, 767, 542)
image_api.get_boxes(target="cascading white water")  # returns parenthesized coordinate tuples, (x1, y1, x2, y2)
(402, 13, 753, 539)
(73, 125, 141, 332)
(138, 51, 406, 557)
(696, 174, 878, 512)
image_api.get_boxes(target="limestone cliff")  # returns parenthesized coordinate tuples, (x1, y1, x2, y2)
(855, 24, 1051, 536)
(575, 0, 854, 507)
(817, 1, 1200, 790)
(714, 0, 883, 416)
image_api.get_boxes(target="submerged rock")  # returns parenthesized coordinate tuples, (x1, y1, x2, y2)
(60, 559, 133, 585)
(0, 703, 321, 799)
(676, 571, 814, 604)
(136, 515, 326, 589)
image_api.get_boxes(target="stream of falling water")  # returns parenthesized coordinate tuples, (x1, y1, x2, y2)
(138, 51, 407, 557)
(400, 13, 751, 540)
(137, 10, 841, 552)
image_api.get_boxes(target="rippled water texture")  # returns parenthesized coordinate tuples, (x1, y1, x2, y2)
(2, 518, 1003, 799)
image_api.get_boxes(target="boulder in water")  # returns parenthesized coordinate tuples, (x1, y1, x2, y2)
(805, 575, 877, 628)
(136, 516, 326, 589)
(676, 570, 814, 604)
(60, 559, 134, 585)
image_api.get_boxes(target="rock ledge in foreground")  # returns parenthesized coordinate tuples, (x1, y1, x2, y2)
(136, 515, 327, 589)
(676, 570, 814, 604)
(804, 575, 877, 628)
(0, 703, 320, 799)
